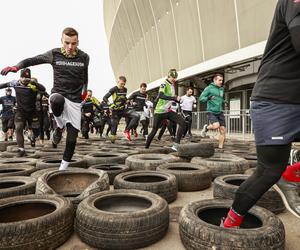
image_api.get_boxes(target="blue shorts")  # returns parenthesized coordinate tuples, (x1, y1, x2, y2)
(207, 112, 226, 127)
(251, 101, 300, 145)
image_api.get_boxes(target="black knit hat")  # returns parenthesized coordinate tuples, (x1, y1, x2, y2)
(20, 68, 31, 78)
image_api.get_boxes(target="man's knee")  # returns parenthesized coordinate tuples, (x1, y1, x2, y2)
(219, 126, 226, 135)
(50, 93, 65, 117)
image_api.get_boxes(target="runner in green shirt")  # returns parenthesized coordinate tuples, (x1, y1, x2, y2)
(145, 69, 185, 151)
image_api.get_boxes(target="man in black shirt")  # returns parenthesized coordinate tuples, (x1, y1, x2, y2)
(128, 83, 149, 138)
(81, 90, 100, 139)
(97, 101, 112, 138)
(103, 76, 139, 143)
(0, 68, 45, 156)
(0, 88, 16, 141)
(1, 27, 89, 170)
(223, 0, 300, 227)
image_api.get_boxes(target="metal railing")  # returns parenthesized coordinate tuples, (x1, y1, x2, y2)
(192, 109, 254, 140)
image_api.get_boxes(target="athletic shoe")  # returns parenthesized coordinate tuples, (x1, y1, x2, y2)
(171, 143, 179, 152)
(110, 135, 116, 143)
(51, 127, 63, 145)
(4, 138, 8, 142)
(274, 178, 300, 219)
(220, 208, 244, 228)
(123, 130, 131, 141)
(200, 124, 208, 137)
(133, 130, 138, 138)
(26, 130, 35, 147)
(17, 149, 27, 157)
(8, 136, 13, 141)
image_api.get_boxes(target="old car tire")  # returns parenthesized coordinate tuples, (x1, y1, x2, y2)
(75, 189, 169, 250)
(179, 199, 285, 250)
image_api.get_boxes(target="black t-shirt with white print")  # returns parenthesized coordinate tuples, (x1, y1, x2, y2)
(15, 48, 89, 103)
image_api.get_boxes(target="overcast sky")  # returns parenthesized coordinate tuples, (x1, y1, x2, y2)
(0, 0, 115, 99)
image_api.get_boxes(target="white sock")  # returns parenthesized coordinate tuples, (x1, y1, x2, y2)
(59, 160, 70, 170)
(18, 148, 25, 151)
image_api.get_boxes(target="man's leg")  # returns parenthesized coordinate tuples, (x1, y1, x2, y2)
(158, 122, 167, 141)
(219, 126, 226, 149)
(2, 119, 8, 141)
(125, 110, 140, 131)
(146, 114, 164, 148)
(7, 117, 15, 140)
(141, 119, 148, 137)
(187, 112, 193, 135)
(59, 123, 78, 170)
(14, 113, 26, 156)
(123, 110, 140, 140)
(49, 94, 65, 145)
(201, 112, 221, 137)
(168, 112, 186, 150)
(106, 118, 112, 136)
(110, 111, 121, 142)
(223, 144, 291, 227)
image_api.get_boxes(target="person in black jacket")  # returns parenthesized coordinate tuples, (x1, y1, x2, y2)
(0, 88, 16, 141)
(0, 68, 45, 156)
(1, 27, 89, 170)
(103, 76, 139, 143)
(128, 83, 149, 138)
(222, 0, 300, 227)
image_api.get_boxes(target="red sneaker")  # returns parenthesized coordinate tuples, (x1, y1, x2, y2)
(282, 162, 300, 182)
(123, 130, 131, 141)
(222, 208, 244, 228)
(134, 129, 138, 138)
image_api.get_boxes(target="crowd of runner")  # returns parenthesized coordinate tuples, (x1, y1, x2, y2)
(0, 27, 206, 160)
(2, 2, 299, 227)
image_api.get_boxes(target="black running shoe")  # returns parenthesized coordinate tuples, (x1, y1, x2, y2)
(17, 149, 27, 157)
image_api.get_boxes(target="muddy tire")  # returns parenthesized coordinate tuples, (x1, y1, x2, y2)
(126, 153, 178, 171)
(0, 158, 37, 167)
(88, 163, 130, 184)
(36, 168, 109, 207)
(213, 174, 285, 214)
(114, 171, 177, 203)
(75, 189, 169, 250)
(157, 163, 212, 192)
(191, 153, 249, 178)
(0, 176, 36, 198)
(84, 152, 128, 166)
(0, 141, 17, 151)
(179, 199, 285, 250)
(36, 156, 86, 170)
(0, 165, 36, 177)
(0, 194, 74, 249)
(30, 167, 58, 179)
(177, 142, 214, 158)
(137, 147, 174, 154)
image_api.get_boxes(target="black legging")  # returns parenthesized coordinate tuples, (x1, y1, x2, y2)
(63, 123, 78, 162)
(50, 93, 78, 162)
(99, 115, 111, 136)
(232, 144, 291, 215)
(146, 111, 185, 148)
(111, 109, 140, 135)
(158, 120, 175, 140)
(182, 110, 192, 136)
(141, 118, 150, 136)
